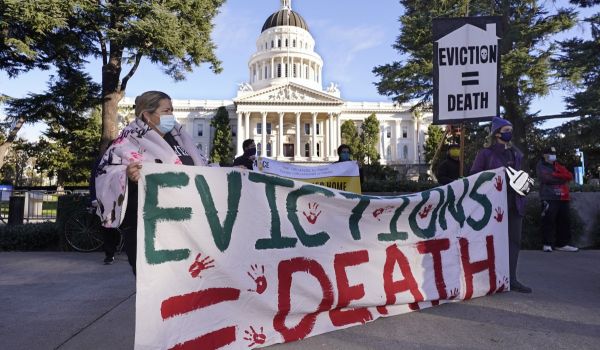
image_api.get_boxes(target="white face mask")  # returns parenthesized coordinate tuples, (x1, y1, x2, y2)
(547, 154, 557, 162)
(156, 114, 176, 134)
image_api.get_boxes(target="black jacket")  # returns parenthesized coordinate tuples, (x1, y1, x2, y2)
(232, 155, 254, 170)
(436, 157, 460, 185)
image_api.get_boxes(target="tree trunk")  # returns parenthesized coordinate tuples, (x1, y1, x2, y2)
(100, 53, 124, 154)
(0, 115, 26, 169)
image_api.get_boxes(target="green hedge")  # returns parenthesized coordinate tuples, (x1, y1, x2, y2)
(0, 222, 59, 251)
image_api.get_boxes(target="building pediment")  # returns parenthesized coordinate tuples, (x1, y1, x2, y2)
(234, 83, 343, 105)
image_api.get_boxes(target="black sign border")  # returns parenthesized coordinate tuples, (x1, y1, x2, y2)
(432, 16, 502, 125)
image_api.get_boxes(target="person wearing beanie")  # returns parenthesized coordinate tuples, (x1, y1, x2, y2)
(436, 144, 461, 185)
(536, 146, 578, 253)
(470, 116, 532, 293)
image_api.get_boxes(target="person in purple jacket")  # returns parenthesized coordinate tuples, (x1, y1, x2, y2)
(470, 116, 532, 293)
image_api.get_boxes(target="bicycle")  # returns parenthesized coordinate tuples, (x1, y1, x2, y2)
(64, 205, 124, 253)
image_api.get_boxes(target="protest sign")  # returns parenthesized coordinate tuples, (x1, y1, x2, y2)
(253, 157, 361, 193)
(136, 164, 509, 349)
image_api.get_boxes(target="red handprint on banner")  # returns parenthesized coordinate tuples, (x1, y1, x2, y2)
(448, 288, 460, 300)
(243, 326, 266, 347)
(496, 276, 510, 292)
(302, 202, 322, 224)
(418, 204, 433, 219)
(188, 253, 215, 278)
(494, 207, 504, 222)
(495, 176, 503, 191)
(247, 264, 267, 294)
(372, 206, 395, 221)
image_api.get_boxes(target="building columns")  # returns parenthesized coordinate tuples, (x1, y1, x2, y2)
(311, 112, 317, 159)
(261, 112, 267, 157)
(295, 112, 301, 158)
(326, 113, 331, 158)
(278, 112, 284, 158)
(236, 112, 243, 156)
(244, 112, 250, 140)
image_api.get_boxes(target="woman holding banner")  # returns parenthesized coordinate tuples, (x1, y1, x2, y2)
(94, 91, 208, 275)
(470, 116, 532, 293)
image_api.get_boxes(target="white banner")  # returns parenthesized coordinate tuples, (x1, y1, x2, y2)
(136, 164, 509, 349)
(253, 157, 361, 193)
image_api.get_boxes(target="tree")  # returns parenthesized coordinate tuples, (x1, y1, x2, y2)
(209, 106, 233, 166)
(423, 124, 444, 164)
(1, 0, 225, 152)
(340, 120, 361, 160)
(373, 0, 577, 166)
(360, 113, 380, 165)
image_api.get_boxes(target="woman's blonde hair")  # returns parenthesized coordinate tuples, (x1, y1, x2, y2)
(134, 91, 171, 120)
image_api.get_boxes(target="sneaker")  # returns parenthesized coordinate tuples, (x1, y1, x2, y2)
(555, 245, 579, 252)
(510, 281, 532, 293)
(103, 256, 115, 265)
(543, 245, 553, 252)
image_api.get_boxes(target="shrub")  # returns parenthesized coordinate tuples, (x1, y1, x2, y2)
(0, 222, 59, 251)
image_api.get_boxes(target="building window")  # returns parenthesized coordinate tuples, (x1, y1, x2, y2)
(316, 123, 320, 135)
(304, 143, 310, 157)
(402, 126, 408, 138)
(386, 127, 391, 139)
(266, 142, 272, 157)
(293, 64, 297, 78)
(293, 39, 296, 47)
(304, 123, 310, 135)
(196, 143, 203, 151)
(257, 142, 262, 157)
(257, 122, 262, 135)
(386, 145, 392, 159)
(232, 127, 236, 137)
(403, 145, 409, 159)
(264, 66, 268, 79)
(285, 39, 288, 47)
(317, 143, 320, 157)
(196, 122, 204, 137)
(277, 64, 281, 78)
(266, 122, 272, 135)
(278, 39, 281, 48)
(271, 40, 274, 48)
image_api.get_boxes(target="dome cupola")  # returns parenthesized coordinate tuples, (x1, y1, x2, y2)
(261, 0, 308, 32)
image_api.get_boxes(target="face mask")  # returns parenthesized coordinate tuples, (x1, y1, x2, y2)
(547, 154, 556, 162)
(339, 152, 350, 161)
(498, 131, 512, 142)
(244, 147, 256, 157)
(156, 114, 176, 134)
(449, 149, 460, 158)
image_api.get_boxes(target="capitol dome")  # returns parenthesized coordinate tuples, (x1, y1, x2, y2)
(261, 8, 309, 33)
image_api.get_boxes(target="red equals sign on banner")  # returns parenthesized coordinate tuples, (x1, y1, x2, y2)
(461, 71, 479, 86)
(161, 287, 241, 350)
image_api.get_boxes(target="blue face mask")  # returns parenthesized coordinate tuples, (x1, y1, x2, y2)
(499, 131, 512, 142)
(157, 114, 176, 134)
(339, 152, 350, 161)
(244, 147, 256, 157)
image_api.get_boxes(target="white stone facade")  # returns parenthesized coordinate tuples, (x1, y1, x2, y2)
(119, 0, 431, 166)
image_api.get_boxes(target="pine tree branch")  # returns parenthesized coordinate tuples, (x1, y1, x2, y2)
(120, 52, 142, 92)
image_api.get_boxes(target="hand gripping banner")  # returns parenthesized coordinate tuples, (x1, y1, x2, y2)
(136, 164, 509, 349)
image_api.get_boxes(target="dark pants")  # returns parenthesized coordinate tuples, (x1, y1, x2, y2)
(541, 200, 571, 247)
(102, 227, 121, 258)
(508, 206, 523, 284)
(121, 224, 137, 275)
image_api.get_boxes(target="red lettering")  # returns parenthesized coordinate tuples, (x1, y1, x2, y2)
(161, 288, 240, 320)
(377, 244, 424, 314)
(274, 257, 334, 342)
(329, 250, 373, 326)
(459, 235, 497, 300)
(416, 238, 450, 300)
(169, 327, 236, 350)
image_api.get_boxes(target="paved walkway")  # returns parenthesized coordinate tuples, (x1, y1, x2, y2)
(1, 250, 599, 349)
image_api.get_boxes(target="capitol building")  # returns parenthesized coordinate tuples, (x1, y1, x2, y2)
(120, 0, 431, 174)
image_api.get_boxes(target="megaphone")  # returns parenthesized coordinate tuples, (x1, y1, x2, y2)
(505, 166, 534, 196)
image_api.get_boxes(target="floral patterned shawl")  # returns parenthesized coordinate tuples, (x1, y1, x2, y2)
(95, 118, 207, 228)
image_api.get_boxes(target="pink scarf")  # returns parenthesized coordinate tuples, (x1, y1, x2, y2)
(95, 118, 207, 227)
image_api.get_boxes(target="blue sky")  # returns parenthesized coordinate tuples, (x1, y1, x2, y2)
(1, 0, 597, 140)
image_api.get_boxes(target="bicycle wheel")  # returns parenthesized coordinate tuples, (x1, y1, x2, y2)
(64, 209, 104, 252)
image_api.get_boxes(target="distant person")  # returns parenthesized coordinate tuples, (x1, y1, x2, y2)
(436, 144, 461, 185)
(336, 144, 351, 162)
(536, 146, 578, 253)
(95, 91, 208, 275)
(233, 139, 256, 170)
(470, 116, 532, 293)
